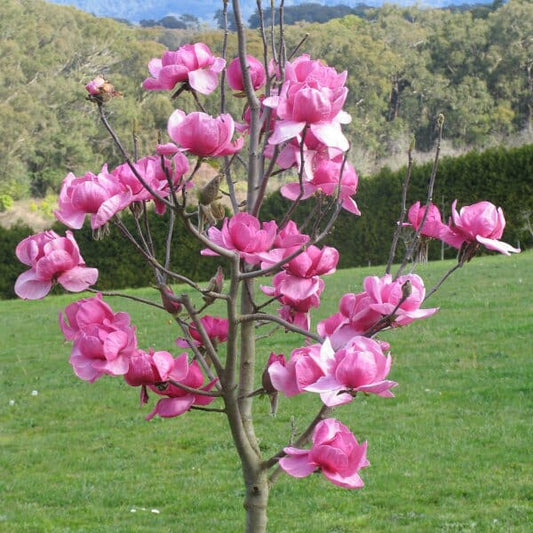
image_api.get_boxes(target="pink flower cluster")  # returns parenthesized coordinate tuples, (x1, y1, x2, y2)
(59, 295, 217, 418)
(55, 154, 189, 230)
(15, 230, 98, 300)
(318, 273, 438, 350)
(260, 55, 358, 213)
(60, 294, 137, 383)
(280, 418, 369, 489)
(143, 43, 225, 95)
(408, 200, 520, 257)
(261, 244, 339, 331)
(268, 336, 396, 405)
(264, 54, 350, 150)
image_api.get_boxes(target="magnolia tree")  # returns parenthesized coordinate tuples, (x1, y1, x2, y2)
(14, 2, 520, 531)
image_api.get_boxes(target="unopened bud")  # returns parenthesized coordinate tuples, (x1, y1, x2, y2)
(401, 279, 412, 300)
(86, 75, 122, 104)
(199, 174, 222, 206)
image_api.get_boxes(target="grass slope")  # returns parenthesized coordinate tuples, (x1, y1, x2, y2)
(1, 252, 531, 532)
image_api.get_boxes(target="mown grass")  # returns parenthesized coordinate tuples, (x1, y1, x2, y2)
(1, 252, 531, 532)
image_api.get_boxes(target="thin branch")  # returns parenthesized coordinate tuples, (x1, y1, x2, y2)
(86, 288, 164, 310)
(395, 114, 445, 279)
(386, 139, 414, 274)
(168, 379, 223, 398)
(424, 262, 463, 301)
(240, 312, 323, 343)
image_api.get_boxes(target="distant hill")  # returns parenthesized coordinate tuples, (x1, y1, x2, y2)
(44, 0, 495, 24)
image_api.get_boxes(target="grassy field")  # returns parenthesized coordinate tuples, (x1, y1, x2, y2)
(1, 252, 531, 532)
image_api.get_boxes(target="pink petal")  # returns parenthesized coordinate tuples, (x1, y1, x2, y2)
(57, 267, 98, 292)
(279, 453, 315, 478)
(188, 69, 219, 95)
(146, 396, 194, 420)
(14, 269, 52, 300)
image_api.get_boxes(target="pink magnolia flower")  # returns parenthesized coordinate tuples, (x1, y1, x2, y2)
(319, 273, 438, 350)
(364, 273, 438, 325)
(407, 201, 447, 240)
(125, 349, 186, 405)
(262, 272, 324, 331)
(202, 212, 278, 265)
(146, 357, 218, 420)
(257, 221, 310, 268)
(268, 343, 327, 397)
(305, 337, 397, 406)
(280, 418, 369, 489)
(54, 165, 131, 230)
(60, 298, 138, 383)
(261, 244, 338, 330)
(264, 55, 351, 150)
(441, 200, 520, 256)
(285, 245, 339, 278)
(124, 349, 178, 388)
(58, 293, 130, 341)
(167, 110, 244, 158)
(285, 54, 348, 88)
(15, 230, 98, 300)
(227, 55, 266, 91)
(264, 81, 351, 150)
(143, 43, 225, 95)
(176, 315, 229, 349)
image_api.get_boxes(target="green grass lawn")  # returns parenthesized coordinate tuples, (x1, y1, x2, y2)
(1, 252, 531, 532)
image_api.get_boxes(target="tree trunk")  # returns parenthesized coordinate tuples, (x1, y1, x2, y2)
(244, 468, 269, 532)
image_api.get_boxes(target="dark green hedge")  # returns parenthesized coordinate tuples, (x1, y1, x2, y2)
(2, 143, 531, 299)
(261, 143, 533, 267)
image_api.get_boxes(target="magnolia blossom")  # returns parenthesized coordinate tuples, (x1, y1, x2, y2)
(59, 295, 138, 383)
(261, 244, 338, 330)
(202, 212, 278, 265)
(407, 201, 447, 240)
(176, 315, 229, 349)
(262, 272, 324, 331)
(167, 110, 244, 158)
(125, 349, 186, 405)
(442, 200, 520, 256)
(59, 293, 129, 340)
(15, 230, 98, 300)
(146, 357, 218, 420)
(319, 273, 438, 349)
(54, 165, 130, 230)
(143, 43, 225, 95)
(280, 418, 369, 489)
(305, 337, 397, 406)
(264, 55, 351, 150)
(268, 343, 326, 397)
(227, 55, 266, 91)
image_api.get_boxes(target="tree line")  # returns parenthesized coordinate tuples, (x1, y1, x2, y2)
(0, 0, 531, 206)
